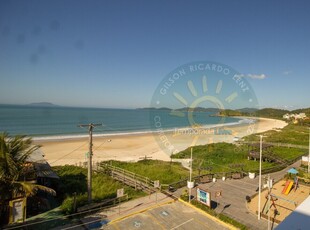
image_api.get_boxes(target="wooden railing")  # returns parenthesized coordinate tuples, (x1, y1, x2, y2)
(99, 163, 157, 193)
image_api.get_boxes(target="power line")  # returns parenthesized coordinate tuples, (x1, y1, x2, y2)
(49, 141, 88, 165)
(47, 123, 113, 165)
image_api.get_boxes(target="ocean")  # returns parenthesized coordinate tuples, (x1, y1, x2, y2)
(0, 105, 244, 139)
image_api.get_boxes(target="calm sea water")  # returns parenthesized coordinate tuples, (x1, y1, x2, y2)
(0, 105, 241, 138)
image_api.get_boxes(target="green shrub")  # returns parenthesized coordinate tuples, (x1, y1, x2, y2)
(60, 194, 88, 215)
(173, 143, 275, 173)
(245, 124, 309, 146)
(53, 165, 87, 201)
(54, 165, 146, 214)
(107, 160, 189, 184)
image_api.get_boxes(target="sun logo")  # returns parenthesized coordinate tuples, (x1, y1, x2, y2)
(150, 61, 258, 156)
(169, 76, 239, 146)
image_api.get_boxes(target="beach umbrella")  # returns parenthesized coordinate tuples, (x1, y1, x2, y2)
(287, 168, 298, 174)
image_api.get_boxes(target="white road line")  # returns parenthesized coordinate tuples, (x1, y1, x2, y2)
(170, 218, 194, 230)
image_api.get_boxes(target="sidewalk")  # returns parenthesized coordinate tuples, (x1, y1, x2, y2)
(99, 192, 176, 223)
(53, 192, 175, 229)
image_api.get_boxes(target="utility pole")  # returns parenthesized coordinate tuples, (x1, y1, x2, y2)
(79, 123, 102, 203)
(258, 135, 263, 220)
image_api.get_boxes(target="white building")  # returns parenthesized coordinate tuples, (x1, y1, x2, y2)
(283, 113, 307, 120)
(283, 113, 290, 120)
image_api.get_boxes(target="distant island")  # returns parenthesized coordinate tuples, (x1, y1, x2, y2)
(26, 102, 60, 107)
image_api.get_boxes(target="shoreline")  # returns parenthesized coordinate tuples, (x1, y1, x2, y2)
(37, 117, 287, 166)
(32, 117, 253, 142)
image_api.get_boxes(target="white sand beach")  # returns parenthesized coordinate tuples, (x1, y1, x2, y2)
(36, 118, 287, 166)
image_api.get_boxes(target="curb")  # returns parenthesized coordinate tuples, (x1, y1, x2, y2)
(108, 199, 176, 225)
(178, 198, 238, 230)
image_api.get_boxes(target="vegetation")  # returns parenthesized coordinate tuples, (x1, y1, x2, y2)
(107, 160, 190, 184)
(300, 173, 310, 184)
(52, 165, 87, 202)
(105, 123, 308, 184)
(2, 108, 308, 227)
(172, 127, 307, 175)
(219, 109, 243, 116)
(244, 123, 309, 146)
(218, 107, 310, 119)
(173, 143, 274, 173)
(292, 108, 310, 117)
(272, 147, 306, 161)
(0, 133, 55, 225)
(52, 165, 145, 214)
(253, 108, 289, 119)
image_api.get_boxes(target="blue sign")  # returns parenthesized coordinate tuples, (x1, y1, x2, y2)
(197, 188, 211, 207)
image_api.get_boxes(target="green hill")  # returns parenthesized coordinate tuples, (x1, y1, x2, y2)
(219, 109, 243, 116)
(253, 108, 289, 119)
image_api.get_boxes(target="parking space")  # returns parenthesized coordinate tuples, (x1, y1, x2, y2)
(103, 201, 229, 230)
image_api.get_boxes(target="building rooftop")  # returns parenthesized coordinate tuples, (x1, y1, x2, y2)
(26, 149, 59, 179)
(276, 195, 310, 230)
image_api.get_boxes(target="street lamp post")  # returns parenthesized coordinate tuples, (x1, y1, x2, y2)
(189, 147, 193, 203)
(258, 135, 263, 220)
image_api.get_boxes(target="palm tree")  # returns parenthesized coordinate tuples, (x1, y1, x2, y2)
(0, 133, 55, 224)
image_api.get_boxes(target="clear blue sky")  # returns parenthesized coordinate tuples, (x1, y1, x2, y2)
(0, 0, 309, 109)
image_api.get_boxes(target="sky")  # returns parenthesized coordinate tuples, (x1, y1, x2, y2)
(0, 0, 309, 110)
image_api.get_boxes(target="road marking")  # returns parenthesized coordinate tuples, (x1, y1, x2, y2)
(144, 212, 165, 230)
(178, 199, 237, 230)
(133, 220, 141, 228)
(194, 218, 212, 230)
(160, 210, 169, 216)
(170, 218, 194, 230)
(108, 199, 175, 224)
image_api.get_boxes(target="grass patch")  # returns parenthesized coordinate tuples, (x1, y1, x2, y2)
(173, 142, 275, 173)
(106, 160, 189, 184)
(52, 165, 145, 214)
(245, 124, 309, 146)
(172, 124, 308, 175)
(272, 146, 306, 161)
